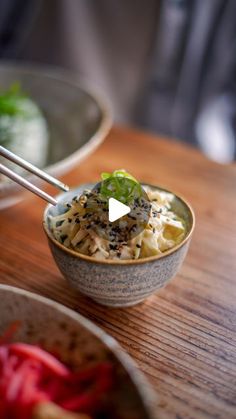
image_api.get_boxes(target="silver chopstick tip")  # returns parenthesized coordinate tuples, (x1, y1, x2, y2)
(63, 184, 70, 192)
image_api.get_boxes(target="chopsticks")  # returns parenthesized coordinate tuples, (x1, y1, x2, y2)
(0, 146, 69, 206)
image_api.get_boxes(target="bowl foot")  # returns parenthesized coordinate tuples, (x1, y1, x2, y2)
(91, 297, 147, 308)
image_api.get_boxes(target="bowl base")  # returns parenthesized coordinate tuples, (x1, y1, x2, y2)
(91, 297, 147, 308)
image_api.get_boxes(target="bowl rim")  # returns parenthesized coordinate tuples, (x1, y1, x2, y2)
(0, 60, 112, 193)
(0, 284, 157, 418)
(43, 183, 195, 265)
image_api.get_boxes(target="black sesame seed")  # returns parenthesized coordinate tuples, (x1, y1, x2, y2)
(109, 244, 117, 250)
(56, 220, 64, 227)
(128, 214, 136, 220)
(129, 224, 137, 232)
(60, 234, 68, 243)
(112, 226, 121, 233)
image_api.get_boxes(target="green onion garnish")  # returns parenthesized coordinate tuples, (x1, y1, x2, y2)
(100, 169, 142, 204)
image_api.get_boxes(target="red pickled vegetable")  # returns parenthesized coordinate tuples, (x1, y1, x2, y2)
(61, 363, 114, 412)
(9, 343, 70, 378)
(0, 323, 114, 418)
(0, 321, 21, 345)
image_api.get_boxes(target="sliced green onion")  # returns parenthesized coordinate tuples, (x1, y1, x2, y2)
(100, 169, 142, 204)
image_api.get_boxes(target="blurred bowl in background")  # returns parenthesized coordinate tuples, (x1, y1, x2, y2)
(0, 61, 112, 209)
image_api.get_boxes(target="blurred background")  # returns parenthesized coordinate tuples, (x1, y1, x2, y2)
(1, 0, 236, 163)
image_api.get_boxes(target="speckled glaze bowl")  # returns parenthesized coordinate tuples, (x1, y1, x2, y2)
(0, 62, 112, 209)
(43, 184, 195, 307)
(0, 284, 157, 419)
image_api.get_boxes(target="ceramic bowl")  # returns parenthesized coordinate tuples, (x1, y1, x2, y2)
(0, 62, 112, 209)
(0, 284, 157, 419)
(43, 183, 195, 307)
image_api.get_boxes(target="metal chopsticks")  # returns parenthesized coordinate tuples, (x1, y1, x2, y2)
(0, 146, 69, 206)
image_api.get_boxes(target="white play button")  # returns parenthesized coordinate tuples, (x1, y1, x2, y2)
(108, 197, 131, 222)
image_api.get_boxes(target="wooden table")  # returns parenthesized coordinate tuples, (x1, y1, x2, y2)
(1, 126, 236, 419)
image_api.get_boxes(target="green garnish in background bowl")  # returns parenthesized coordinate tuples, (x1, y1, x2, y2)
(0, 82, 40, 118)
(0, 82, 48, 171)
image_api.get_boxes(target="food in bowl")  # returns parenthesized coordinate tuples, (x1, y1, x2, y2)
(0, 83, 48, 180)
(0, 285, 156, 417)
(49, 170, 186, 260)
(0, 322, 113, 419)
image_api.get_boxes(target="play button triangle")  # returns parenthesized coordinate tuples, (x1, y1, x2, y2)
(108, 198, 131, 222)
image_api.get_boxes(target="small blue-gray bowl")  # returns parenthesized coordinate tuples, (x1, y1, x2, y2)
(43, 183, 195, 307)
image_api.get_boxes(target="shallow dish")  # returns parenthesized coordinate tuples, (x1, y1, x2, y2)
(0, 284, 157, 418)
(43, 183, 195, 307)
(0, 62, 112, 209)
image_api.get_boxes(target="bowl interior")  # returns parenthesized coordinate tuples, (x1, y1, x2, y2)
(46, 182, 94, 219)
(0, 285, 156, 418)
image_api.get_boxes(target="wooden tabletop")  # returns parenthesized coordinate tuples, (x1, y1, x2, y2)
(1, 126, 236, 419)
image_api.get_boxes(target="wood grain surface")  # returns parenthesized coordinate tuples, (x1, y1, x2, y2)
(1, 126, 236, 419)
